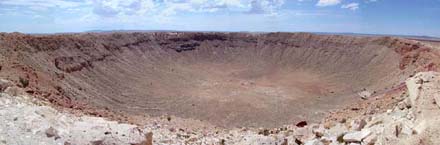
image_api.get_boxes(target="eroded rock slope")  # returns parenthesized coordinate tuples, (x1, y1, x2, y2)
(0, 32, 439, 127)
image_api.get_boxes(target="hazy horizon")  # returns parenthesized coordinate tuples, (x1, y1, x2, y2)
(1, 0, 439, 37)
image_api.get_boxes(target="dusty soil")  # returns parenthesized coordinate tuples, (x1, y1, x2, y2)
(0, 32, 439, 128)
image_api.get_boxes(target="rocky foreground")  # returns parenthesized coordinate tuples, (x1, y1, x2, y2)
(1, 72, 440, 145)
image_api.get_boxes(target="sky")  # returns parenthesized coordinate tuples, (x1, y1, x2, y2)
(0, 0, 439, 37)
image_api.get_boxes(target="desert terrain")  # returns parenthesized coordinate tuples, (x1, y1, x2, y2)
(1, 32, 440, 145)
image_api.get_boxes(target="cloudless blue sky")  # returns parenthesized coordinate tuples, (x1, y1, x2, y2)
(0, 0, 439, 37)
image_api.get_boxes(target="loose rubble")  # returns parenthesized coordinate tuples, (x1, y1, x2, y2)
(1, 72, 440, 145)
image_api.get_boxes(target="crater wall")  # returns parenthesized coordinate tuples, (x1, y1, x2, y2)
(0, 32, 438, 127)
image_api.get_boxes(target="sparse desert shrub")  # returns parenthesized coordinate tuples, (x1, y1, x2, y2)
(19, 77, 29, 88)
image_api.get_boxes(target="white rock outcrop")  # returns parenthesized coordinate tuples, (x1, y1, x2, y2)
(0, 93, 146, 145)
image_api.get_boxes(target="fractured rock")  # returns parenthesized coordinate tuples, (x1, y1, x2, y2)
(350, 119, 367, 131)
(405, 72, 438, 107)
(304, 139, 324, 145)
(90, 140, 104, 145)
(397, 102, 407, 110)
(45, 127, 59, 139)
(434, 93, 440, 109)
(320, 136, 337, 145)
(294, 127, 314, 143)
(358, 90, 372, 100)
(343, 130, 371, 142)
(312, 124, 326, 137)
(0, 79, 12, 92)
(413, 120, 427, 135)
(327, 123, 347, 137)
(406, 76, 422, 106)
(362, 133, 377, 145)
(389, 119, 416, 138)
